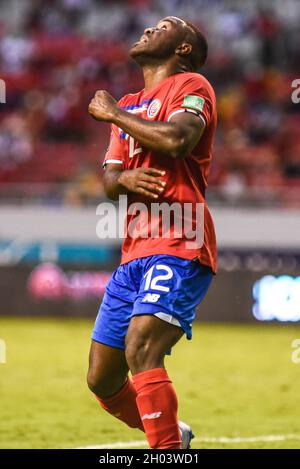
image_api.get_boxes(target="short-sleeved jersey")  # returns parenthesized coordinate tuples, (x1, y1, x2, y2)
(104, 72, 217, 273)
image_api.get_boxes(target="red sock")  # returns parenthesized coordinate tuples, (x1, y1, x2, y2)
(132, 368, 181, 449)
(95, 378, 144, 431)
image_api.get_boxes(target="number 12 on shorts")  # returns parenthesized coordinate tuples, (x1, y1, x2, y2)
(144, 265, 173, 292)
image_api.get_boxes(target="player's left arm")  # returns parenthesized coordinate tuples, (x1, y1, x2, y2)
(88, 90, 205, 158)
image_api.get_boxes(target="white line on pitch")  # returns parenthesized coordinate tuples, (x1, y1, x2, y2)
(75, 434, 300, 449)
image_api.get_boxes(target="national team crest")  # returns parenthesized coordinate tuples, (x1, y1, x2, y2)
(147, 99, 161, 118)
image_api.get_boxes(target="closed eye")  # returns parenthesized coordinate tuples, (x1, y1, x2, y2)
(155, 24, 168, 31)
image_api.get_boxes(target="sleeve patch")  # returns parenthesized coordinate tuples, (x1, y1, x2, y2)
(182, 95, 205, 113)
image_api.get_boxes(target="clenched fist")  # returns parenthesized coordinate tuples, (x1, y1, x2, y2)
(88, 90, 118, 122)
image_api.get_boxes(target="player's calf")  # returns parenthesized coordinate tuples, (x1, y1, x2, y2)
(87, 340, 144, 431)
(126, 315, 183, 449)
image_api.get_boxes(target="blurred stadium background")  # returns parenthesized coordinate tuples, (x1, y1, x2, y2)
(0, 0, 300, 449)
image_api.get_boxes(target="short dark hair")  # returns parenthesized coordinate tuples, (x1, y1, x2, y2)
(184, 21, 208, 70)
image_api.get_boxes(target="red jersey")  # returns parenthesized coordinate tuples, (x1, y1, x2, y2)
(103, 72, 217, 273)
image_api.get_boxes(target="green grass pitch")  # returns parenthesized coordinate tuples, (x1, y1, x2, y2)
(0, 317, 300, 449)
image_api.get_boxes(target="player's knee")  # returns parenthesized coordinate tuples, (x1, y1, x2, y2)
(125, 336, 163, 374)
(86, 369, 103, 395)
(86, 369, 120, 398)
(125, 340, 147, 372)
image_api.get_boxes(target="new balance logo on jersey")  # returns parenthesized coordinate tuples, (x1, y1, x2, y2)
(142, 293, 160, 303)
(142, 412, 162, 421)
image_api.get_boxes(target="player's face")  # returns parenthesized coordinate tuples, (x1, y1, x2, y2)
(130, 17, 186, 62)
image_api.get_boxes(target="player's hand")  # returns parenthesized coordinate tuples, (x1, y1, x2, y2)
(88, 90, 118, 122)
(118, 167, 166, 199)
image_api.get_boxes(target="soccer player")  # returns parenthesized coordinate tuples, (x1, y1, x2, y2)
(87, 16, 217, 449)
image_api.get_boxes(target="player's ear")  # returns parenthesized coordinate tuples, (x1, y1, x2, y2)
(175, 42, 192, 57)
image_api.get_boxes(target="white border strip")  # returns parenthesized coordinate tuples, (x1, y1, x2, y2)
(75, 434, 300, 449)
(154, 312, 181, 327)
(103, 159, 123, 166)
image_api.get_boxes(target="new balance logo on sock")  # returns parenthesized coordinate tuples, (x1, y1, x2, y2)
(142, 293, 160, 303)
(142, 412, 162, 421)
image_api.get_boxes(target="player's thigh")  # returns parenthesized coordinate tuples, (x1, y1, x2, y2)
(87, 340, 129, 397)
(125, 255, 213, 373)
(125, 315, 184, 373)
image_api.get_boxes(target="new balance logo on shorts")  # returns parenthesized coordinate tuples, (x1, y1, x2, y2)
(142, 412, 162, 420)
(142, 293, 160, 303)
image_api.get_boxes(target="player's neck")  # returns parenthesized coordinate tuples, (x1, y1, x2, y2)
(142, 62, 186, 92)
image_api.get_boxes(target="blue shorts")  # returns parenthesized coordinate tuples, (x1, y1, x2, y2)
(92, 254, 213, 350)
